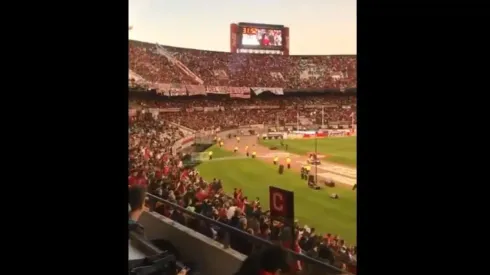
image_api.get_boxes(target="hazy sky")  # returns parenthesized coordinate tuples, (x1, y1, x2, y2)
(129, 0, 356, 55)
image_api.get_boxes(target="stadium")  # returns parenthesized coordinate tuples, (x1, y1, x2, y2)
(129, 21, 356, 275)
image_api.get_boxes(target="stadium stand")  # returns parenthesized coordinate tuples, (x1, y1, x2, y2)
(129, 40, 357, 275)
(129, 40, 356, 92)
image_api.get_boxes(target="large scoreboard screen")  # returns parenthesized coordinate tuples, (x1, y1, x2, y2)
(230, 22, 289, 55)
(240, 26, 283, 47)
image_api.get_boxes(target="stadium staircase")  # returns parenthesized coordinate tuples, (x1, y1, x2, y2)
(154, 44, 204, 85)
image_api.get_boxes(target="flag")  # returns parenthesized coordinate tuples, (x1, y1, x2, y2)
(252, 87, 264, 95)
(186, 85, 206, 95)
(269, 87, 284, 95)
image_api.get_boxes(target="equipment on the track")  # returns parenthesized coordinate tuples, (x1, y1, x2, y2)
(324, 178, 335, 187)
(278, 164, 284, 174)
(308, 175, 321, 190)
(306, 153, 321, 165)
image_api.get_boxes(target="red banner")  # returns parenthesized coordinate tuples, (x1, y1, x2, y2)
(230, 24, 238, 54)
(229, 87, 251, 98)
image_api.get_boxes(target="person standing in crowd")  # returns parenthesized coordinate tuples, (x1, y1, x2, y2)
(234, 146, 238, 153)
(261, 33, 270, 46)
(235, 245, 290, 275)
(252, 151, 256, 158)
(128, 185, 147, 236)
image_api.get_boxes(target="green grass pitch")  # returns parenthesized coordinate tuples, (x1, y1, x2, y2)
(196, 146, 357, 244)
(260, 136, 357, 166)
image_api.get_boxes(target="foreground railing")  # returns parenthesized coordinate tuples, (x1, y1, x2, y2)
(146, 193, 353, 275)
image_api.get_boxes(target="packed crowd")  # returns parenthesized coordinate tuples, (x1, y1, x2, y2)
(130, 94, 356, 131)
(160, 108, 354, 131)
(129, 113, 356, 274)
(129, 40, 357, 90)
(131, 94, 356, 109)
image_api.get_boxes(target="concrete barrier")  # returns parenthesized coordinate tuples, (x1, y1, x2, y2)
(139, 211, 246, 275)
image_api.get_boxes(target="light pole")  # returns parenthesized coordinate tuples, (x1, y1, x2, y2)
(313, 110, 319, 186)
(317, 107, 325, 186)
(315, 128, 318, 186)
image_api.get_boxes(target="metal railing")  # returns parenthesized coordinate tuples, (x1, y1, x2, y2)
(146, 193, 353, 275)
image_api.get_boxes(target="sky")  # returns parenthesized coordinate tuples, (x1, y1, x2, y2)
(129, 0, 356, 55)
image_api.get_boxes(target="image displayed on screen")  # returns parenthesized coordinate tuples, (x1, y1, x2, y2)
(241, 27, 282, 47)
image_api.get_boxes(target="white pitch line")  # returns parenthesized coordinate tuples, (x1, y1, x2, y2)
(200, 156, 249, 162)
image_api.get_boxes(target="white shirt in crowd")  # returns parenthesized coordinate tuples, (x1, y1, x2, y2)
(168, 190, 176, 201)
(226, 206, 237, 219)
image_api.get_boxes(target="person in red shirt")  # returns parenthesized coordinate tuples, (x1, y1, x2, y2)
(128, 170, 139, 186)
(163, 165, 170, 176)
(235, 194, 246, 210)
(155, 169, 162, 179)
(195, 188, 208, 202)
(280, 228, 302, 272)
(261, 33, 270, 46)
(136, 171, 148, 186)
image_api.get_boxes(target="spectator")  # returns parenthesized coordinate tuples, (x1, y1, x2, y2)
(128, 184, 147, 236)
(235, 245, 290, 275)
(128, 96, 357, 271)
(129, 39, 357, 92)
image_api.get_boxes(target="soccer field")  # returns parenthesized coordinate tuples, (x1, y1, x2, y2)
(196, 146, 357, 244)
(260, 136, 357, 167)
